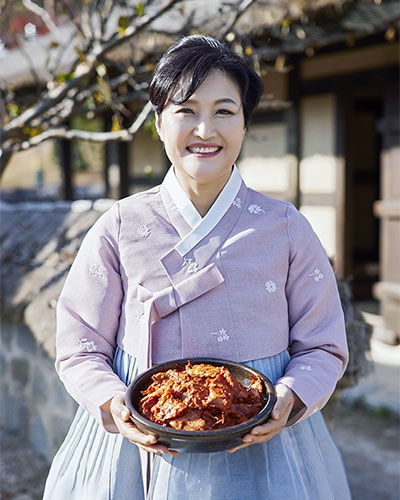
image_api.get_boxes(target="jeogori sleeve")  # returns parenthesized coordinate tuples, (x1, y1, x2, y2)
(277, 203, 349, 425)
(55, 201, 126, 433)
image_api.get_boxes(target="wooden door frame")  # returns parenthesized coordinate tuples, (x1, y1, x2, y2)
(295, 63, 398, 279)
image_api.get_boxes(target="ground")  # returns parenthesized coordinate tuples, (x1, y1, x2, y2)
(332, 400, 400, 500)
(1, 400, 399, 500)
(0, 431, 48, 500)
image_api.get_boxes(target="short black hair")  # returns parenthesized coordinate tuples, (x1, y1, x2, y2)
(149, 35, 263, 128)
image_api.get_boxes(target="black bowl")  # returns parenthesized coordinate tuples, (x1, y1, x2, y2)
(125, 357, 276, 453)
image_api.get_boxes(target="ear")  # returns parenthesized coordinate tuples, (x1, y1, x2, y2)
(155, 113, 163, 142)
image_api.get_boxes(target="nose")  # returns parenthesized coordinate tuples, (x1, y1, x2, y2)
(194, 115, 216, 139)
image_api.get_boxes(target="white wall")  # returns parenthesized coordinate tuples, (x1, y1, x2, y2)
(299, 94, 339, 260)
(238, 122, 297, 204)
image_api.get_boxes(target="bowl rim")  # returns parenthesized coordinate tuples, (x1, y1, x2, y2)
(125, 357, 276, 439)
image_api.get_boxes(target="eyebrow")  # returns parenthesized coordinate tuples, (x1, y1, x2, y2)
(184, 98, 239, 106)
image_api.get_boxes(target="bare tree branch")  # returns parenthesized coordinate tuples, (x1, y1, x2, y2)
(1, 0, 181, 139)
(2, 101, 153, 161)
(8, 30, 42, 93)
(99, 0, 115, 39)
(47, 26, 79, 75)
(1, 0, 267, 174)
(59, 1, 87, 41)
(2, 73, 89, 135)
(75, 73, 149, 105)
(218, 0, 259, 40)
(97, 0, 181, 58)
(80, 3, 94, 42)
(0, 0, 8, 17)
(28, 71, 149, 129)
(22, 0, 63, 41)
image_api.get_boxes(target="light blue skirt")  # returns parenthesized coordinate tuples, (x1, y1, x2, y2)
(43, 348, 351, 500)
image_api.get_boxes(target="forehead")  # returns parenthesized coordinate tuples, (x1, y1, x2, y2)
(170, 69, 241, 104)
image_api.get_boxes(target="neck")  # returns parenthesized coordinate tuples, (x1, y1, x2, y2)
(174, 168, 232, 217)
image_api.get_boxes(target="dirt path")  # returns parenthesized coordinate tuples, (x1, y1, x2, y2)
(0, 431, 48, 500)
(331, 401, 400, 500)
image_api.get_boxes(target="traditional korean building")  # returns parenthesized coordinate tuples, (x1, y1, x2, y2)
(1, 0, 399, 342)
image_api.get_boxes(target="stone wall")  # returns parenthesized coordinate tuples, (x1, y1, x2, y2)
(0, 320, 77, 461)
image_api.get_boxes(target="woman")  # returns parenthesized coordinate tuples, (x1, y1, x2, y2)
(43, 35, 351, 499)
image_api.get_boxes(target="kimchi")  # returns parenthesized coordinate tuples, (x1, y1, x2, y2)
(139, 362, 264, 431)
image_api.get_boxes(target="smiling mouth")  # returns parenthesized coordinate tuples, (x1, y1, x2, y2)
(186, 146, 222, 154)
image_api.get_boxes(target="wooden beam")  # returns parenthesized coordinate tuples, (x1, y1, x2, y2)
(104, 141, 111, 198)
(287, 57, 301, 209)
(299, 66, 398, 96)
(59, 139, 73, 200)
(118, 141, 130, 199)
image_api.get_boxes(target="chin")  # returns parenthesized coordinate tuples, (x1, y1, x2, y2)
(183, 161, 233, 183)
(191, 169, 228, 185)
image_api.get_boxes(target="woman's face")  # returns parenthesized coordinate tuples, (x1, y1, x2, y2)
(156, 69, 246, 186)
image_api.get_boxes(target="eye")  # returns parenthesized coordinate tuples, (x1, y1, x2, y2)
(176, 108, 194, 114)
(217, 109, 234, 115)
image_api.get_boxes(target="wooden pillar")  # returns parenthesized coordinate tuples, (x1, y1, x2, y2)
(373, 84, 400, 343)
(103, 116, 112, 198)
(104, 141, 127, 200)
(103, 142, 113, 198)
(59, 139, 73, 200)
(335, 92, 348, 278)
(118, 141, 130, 199)
(287, 57, 301, 209)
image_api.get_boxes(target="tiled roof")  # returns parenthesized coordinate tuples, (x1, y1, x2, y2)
(256, 0, 399, 60)
(1, 1, 398, 87)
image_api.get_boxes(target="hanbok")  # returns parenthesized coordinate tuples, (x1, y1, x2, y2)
(43, 165, 351, 499)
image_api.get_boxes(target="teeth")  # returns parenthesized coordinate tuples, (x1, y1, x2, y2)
(188, 147, 220, 153)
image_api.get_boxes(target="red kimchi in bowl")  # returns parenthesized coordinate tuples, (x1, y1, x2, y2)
(139, 362, 264, 431)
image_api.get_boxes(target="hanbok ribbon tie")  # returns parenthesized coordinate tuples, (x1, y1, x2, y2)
(135, 262, 224, 498)
(136, 261, 224, 375)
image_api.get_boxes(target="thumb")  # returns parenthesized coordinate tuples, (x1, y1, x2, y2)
(112, 394, 131, 421)
(271, 385, 293, 420)
(119, 406, 130, 421)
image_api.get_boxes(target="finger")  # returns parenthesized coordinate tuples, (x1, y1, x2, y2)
(253, 414, 290, 436)
(250, 418, 282, 436)
(111, 395, 131, 422)
(230, 391, 295, 452)
(229, 427, 279, 453)
(118, 421, 158, 447)
(136, 443, 179, 455)
(271, 394, 292, 420)
(111, 397, 179, 456)
(119, 422, 179, 455)
(167, 449, 180, 457)
(136, 442, 180, 456)
(228, 442, 251, 453)
(119, 407, 130, 422)
(250, 403, 293, 437)
(228, 429, 279, 452)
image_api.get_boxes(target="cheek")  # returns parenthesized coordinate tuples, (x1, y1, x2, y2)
(221, 116, 245, 138)
(162, 121, 188, 147)
(225, 124, 246, 148)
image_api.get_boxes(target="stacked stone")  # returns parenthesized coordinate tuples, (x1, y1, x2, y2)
(1, 321, 78, 460)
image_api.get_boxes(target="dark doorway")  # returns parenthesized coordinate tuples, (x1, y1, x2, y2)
(344, 93, 382, 300)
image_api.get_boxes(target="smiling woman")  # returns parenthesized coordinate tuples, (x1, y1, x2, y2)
(155, 70, 246, 215)
(150, 35, 262, 215)
(43, 35, 351, 500)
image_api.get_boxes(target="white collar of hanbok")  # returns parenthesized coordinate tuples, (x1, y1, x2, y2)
(164, 164, 243, 257)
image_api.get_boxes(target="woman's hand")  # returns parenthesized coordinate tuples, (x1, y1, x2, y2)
(110, 394, 179, 456)
(228, 383, 299, 453)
